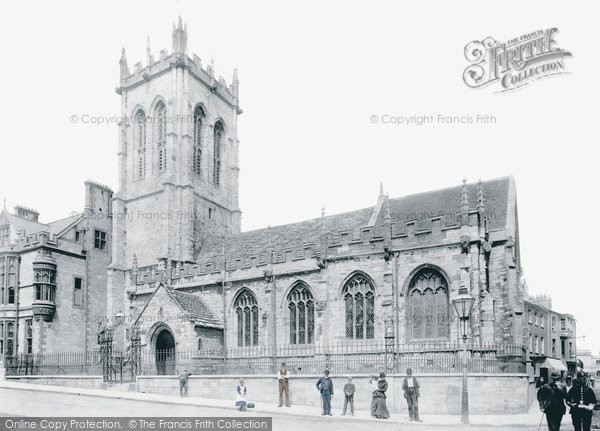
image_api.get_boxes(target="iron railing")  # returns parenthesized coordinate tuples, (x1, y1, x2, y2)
(4, 341, 526, 377)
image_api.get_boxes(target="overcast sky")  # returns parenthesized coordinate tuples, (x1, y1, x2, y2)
(1, 0, 598, 353)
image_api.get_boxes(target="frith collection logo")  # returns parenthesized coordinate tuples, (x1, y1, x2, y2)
(463, 28, 572, 92)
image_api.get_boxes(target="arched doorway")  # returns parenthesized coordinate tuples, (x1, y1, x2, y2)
(155, 328, 175, 375)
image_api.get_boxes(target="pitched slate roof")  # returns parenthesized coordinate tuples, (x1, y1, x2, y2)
(2, 212, 49, 235)
(197, 177, 511, 260)
(380, 176, 510, 231)
(167, 288, 222, 329)
(200, 207, 373, 258)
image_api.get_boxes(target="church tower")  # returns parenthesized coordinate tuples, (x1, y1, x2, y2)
(108, 19, 241, 317)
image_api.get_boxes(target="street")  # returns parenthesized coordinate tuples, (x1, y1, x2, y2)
(0, 387, 540, 431)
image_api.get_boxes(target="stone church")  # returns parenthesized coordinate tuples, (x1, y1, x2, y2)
(107, 19, 525, 357)
(0, 20, 525, 360)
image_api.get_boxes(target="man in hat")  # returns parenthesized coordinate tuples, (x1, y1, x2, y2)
(402, 368, 422, 422)
(567, 372, 597, 431)
(537, 370, 567, 431)
(277, 362, 290, 407)
(316, 369, 334, 416)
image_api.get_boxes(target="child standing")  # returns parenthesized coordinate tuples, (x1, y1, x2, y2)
(236, 378, 248, 412)
(342, 376, 355, 416)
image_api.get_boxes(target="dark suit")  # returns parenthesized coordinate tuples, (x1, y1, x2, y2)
(316, 376, 334, 415)
(537, 381, 567, 431)
(567, 384, 597, 431)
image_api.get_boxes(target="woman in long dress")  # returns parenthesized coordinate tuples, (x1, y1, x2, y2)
(236, 378, 247, 411)
(371, 372, 390, 419)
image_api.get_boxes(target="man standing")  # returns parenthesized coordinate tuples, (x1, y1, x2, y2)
(342, 376, 355, 416)
(179, 369, 191, 397)
(402, 368, 422, 422)
(316, 369, 334, 416)
(537, 370, 567, 431)
(277, 362, 290, 407)
(567, 372, 597, 431)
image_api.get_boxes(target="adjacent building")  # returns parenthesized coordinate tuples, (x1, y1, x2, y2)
(0, 182, 112, 356)
(524, 292, 578, 379)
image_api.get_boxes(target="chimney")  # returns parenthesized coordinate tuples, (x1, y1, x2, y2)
(14, 205, 39, 222)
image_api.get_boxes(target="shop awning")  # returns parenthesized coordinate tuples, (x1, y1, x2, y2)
(540, 358, 568, 371)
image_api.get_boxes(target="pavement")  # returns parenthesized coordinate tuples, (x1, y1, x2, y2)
(0, 379, 543, 428)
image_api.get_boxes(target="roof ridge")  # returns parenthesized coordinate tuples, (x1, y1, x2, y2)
(388, 176, 510, 202)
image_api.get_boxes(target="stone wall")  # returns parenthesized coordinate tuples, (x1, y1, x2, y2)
(137, 373, 531, 415)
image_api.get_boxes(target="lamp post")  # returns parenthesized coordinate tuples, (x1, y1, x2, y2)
(452, 286, 475, 425)
(384, 315, 395, 373)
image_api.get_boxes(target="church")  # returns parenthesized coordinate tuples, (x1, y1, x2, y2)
(2, 20, 528, 364)
(106, 19, 525, 359)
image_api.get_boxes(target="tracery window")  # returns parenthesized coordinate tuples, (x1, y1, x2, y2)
(234, 289, 258, 347)
(135, 110, 147, 179)
(407, 268, 449, 340)
(193, 106, 205, 176)
(34, 267, 56, 303)
(288, 282, 314, 344)
(213, 121, 223, 186)
(343, 274, 375, 339)
(155, 102, 167, 173)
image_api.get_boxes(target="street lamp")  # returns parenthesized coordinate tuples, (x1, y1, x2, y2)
(384, 315, 395, 372)
(452, 285, 475, 425)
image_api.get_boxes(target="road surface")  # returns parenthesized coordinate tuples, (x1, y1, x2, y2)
(0, 387, 539, 431)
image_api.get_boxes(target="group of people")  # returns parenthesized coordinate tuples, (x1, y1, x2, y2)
(537, 370, 598, 431)
(287, 363, 422, 420)
(178, 363, 425, 420)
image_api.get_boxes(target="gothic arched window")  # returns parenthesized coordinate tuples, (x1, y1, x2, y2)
(343, 274, 375, 339)
(407, 268, 449, 340)
(213, 121, 224, 186)
(135, 110, 147, 179)
(288, 282, 314, 345)
(234, 289, 258, 347)
(193, 106, 205, 176)
(155, 102, 167, 173)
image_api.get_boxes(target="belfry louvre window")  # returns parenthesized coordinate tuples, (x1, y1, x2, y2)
(135, 110, 147, 179)
(234, 289, 258, 347)
(193, 106, 205, 176)
(213, 121, 224, 186)
(155, 103, 167, 173)
(343, 274, 375, 339)
(407, 268, 449, 340)
(288, 282, 314, 344)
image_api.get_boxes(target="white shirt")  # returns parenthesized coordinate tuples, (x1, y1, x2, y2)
(406, 377, 414, 387)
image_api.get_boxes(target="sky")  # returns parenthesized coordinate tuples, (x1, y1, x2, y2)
(0, 1, 598, 353)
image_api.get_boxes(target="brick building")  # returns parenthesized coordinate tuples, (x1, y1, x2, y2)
(102, 20, 528, 363)
(0, 181, 112, 356)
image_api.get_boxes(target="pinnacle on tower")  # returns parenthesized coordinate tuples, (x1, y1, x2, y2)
(119, 48, 129, 80)
(172, 17, 188, 55)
